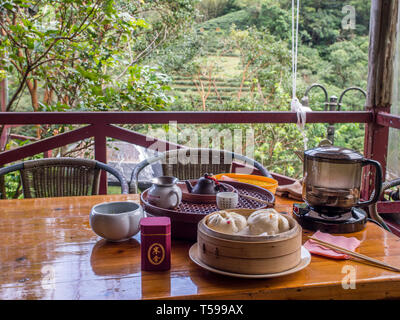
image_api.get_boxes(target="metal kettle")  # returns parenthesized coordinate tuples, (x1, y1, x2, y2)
(302, 146, 382, 213)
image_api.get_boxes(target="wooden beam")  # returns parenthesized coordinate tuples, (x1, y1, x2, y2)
(103, 124, 181, 151)
(0, 125, 95, 166)
(363, 0, 399, 199)
(367, 0, 399, 107)
(376, 111, 400, 129)
(378, 201, 400, 213)
(0, 111, 373, 125)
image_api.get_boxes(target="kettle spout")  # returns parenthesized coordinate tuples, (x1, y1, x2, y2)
(184, 180, 194, 193)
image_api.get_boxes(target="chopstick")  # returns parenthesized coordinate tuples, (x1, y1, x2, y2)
(308, 236, 400, 273)
(238, 193, 274, 208)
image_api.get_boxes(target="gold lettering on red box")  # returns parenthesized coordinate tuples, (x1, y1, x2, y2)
(147, 243, 165, 265)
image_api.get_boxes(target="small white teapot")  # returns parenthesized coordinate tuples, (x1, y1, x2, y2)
(147, 176, 182, 209)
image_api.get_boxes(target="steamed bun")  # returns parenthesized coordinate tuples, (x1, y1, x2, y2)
(247, 209, 290, 235)
(207, 211, 247, 234)
(228, 212, 248, 231)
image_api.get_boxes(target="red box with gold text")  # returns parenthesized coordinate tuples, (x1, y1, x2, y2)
(140, 217, 171, 271)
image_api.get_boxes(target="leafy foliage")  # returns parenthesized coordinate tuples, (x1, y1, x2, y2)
(0, 0, 196, 114)
(161, 0, 370, 178)
(0, 0, 197, 197)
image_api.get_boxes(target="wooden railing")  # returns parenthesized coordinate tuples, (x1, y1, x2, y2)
(0, 110, 399, 218)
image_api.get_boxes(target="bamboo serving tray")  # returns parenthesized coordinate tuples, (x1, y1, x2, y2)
(141, 181, 275, 241)
(197, 209, 302, 274)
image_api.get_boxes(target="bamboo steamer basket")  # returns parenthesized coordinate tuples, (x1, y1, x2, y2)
(197, 209, 302, 275)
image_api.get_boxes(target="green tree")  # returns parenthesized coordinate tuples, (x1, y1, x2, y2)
(0, 0, 196, 114)
(0, 0, 196, 197)
(228, 26, 291, 103)
(320, 36, 369, 89)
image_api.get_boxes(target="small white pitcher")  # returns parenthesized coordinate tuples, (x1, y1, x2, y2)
(147, 176, 182, 209)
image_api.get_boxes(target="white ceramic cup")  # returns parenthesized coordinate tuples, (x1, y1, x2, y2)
(216, 192, 239, 210)
(90, 201, 144, 242)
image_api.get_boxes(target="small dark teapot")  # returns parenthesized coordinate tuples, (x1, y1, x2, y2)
(185, 174, 226, 194)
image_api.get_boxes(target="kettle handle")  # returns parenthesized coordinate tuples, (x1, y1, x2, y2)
(357, 159, 382, 207)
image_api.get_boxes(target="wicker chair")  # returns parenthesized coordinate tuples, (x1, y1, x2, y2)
(368, 177, 400, 232)
(129, 148, 272, 193)
(0, 158, 128, 198)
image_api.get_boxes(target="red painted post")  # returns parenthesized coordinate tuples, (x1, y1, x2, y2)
(361, 0, 398, 202)
(43, 150, 52, 158)
(0, 78, 8, 150)
(362, 106, 390, 200)
(93, 125, 108, 195)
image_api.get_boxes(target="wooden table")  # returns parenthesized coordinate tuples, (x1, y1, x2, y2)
(1, 194, 400, 300)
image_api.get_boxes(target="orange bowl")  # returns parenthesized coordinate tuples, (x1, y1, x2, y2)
(212, 173, 278, 195)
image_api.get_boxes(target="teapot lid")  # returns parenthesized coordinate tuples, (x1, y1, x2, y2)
(199, 173, 216, 183)
(304, 146, 364, 162)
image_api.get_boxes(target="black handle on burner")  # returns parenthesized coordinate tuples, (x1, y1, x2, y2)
(357, 159, 382, 207)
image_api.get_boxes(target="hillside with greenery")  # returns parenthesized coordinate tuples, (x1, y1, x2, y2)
(145, 0, 370, 177)
(0, 0, 371, 197)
